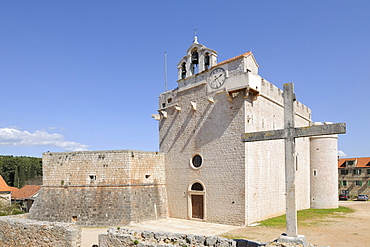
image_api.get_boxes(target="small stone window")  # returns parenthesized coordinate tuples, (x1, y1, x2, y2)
(191, 154, 203, 168)
(191, 182, 204, 191)
(72, 216, 77, 222)
(313, 170, 317, 177)
(355, 180, 362, 186)
(89, 175, 96, 181)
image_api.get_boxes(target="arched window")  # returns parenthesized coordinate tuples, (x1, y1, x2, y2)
(191, 49, 199, 65)
(191, 49, 199, 75)
(191, 182, 204, 191)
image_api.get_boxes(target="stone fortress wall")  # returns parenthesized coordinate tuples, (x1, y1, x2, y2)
(28, 150, 167, 226)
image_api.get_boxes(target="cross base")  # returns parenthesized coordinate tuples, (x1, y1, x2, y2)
(277, 234, 308, 247)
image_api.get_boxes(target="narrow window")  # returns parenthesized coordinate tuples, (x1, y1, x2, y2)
(313, 170, 317, 177)
(191, 49, 199, 74)
(181, 62, 187, 79)
(204, 53, 210, 70)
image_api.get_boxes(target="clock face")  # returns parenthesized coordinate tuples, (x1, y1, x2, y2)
(208, 67, 226, 89)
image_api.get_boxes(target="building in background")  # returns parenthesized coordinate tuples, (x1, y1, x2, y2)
(0, 175, 18, 204)
(338, 157, 370, 197)
(12, 185, 41, 212)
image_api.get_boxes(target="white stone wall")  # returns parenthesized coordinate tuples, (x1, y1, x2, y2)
(160, 83, 246, 226)
(159, 66, 312, 226)
(310, 135, 339, 208)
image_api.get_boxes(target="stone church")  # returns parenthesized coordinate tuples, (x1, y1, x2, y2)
(28, 38, 339, 227)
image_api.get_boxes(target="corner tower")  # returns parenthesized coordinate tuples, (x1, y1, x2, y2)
(310, 123, 339, 209)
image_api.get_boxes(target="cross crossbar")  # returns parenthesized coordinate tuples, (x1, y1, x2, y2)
(241, 122, 346, 142)
(240, 82, 346, 242)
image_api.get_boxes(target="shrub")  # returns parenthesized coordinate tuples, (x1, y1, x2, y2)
(0, 201, 24, 216)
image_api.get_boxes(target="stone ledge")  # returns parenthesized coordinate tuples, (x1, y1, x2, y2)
(0, 216, 81, 247)
(98, 227, 265, 247)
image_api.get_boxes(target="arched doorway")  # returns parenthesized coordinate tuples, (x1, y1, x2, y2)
(188, 181, 205, 220)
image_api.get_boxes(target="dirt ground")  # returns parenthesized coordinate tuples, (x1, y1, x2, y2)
(222, 201, 370, 247)
(81, 201, 369, 247)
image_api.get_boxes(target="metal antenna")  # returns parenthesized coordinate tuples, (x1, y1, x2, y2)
(164, 52, 168, 92)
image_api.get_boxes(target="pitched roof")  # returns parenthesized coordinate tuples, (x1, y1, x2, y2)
(215, 51, 252, 67)
(12, 185, 41, 199)
(338, 157, 370, 168)
(9, 186, 19, 193)
(0, 175, 11, 192)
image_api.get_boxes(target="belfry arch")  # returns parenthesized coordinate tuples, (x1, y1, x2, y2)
(177, 37, 217, 80)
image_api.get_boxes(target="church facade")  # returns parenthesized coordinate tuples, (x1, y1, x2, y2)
(29, 39, 339, 226)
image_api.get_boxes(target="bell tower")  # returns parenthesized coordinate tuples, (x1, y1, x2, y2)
(177, 36, 218, 80)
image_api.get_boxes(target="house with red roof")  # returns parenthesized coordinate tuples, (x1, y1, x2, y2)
(12, 185, 41, 212)
(338, 157, 370, 197)
(0, 175, 18, 204)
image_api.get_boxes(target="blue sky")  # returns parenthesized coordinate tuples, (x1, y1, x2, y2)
(0, 1, 369, 158)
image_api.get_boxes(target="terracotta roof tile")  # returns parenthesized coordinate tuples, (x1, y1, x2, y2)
(0, 175, 11, 192)
(215, 51, 252, 67)
(12, 185, 41, 199)
(338, 157, 370, 168)
(9, 186, 19, 192)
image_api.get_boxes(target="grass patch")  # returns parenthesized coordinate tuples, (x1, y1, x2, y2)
(259, 206, 354, 228)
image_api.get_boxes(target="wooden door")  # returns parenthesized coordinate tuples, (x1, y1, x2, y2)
(191, 195, 204, 219)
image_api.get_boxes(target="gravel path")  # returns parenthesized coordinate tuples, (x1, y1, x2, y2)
(222, 201, 370, 247)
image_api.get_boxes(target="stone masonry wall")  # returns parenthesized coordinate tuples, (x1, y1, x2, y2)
(160, 83, 247, 226)
(0, 216, 81, 247)
(42, 150, 165, 186)
(29, 150, 167, 226)
(98, 228, 265, 247)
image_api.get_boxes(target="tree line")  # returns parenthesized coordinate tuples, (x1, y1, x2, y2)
(0, 156, 42, 188)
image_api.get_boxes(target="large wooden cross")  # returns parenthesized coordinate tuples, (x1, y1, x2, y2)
(241, 83, 346, 239)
